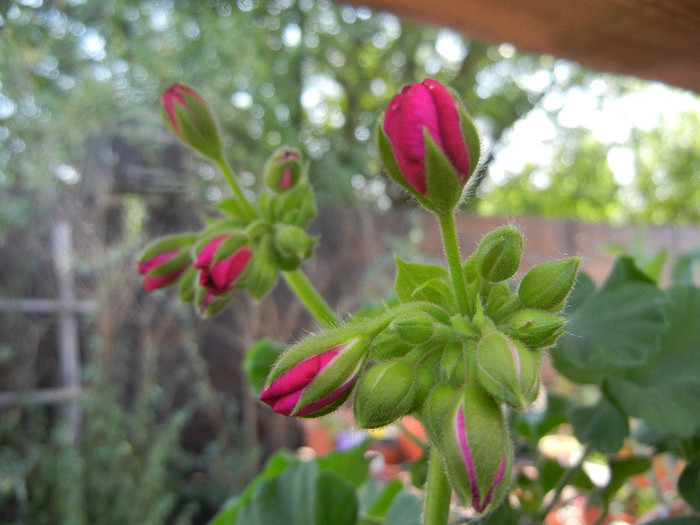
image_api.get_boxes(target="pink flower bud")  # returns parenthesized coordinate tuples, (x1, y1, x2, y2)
(379, 79, 480, 213)
(161, 83, 223, 160)
(264, 148, 303, 191)
(136, 233, 195, 292)
(137, 250, 189, 291)
(260, 330, 371, 418)
(194, 235, 252, 296)
(442, 386, 512, 515)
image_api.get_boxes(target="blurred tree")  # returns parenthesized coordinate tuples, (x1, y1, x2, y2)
(0, 0, 699, 239)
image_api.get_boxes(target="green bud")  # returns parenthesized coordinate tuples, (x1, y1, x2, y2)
(264, 147, 303, 191)
(245, 252, 279, 301)
(389, 310, 435, 344)
(177, 266, 197, 303)
(475, 226, 523, 282)
(273, 224, 317, 271)
(370, 328, 414, 361)
(353, 359, 416, 429)
(411, 365, 437, 412)
(518, 257, 581, 311)
(421, 383, 459, 446)
(477, 332, 540, 409)
(502, 308, 566, 348)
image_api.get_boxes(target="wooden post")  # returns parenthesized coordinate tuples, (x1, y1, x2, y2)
(51, 221, 83, 445)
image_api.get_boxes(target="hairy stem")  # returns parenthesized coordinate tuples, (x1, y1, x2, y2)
(424, 446, 452, 525)
(282, 269, 338, 329)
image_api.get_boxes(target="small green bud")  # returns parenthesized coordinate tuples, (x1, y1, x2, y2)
(353, 359, 416, 429)
(370, 328, 414, 361)
(389, 310, 435, 344)
(502, 308, 566, 348)
(518, 257, 581, 311)
(421, 383, 459, 446)
(273, 224, 317, 271)
(475, 226, 523, 282)
(477, 332, 540, 409)
(411, 365, 437, 412)
(264, 147, 303, 191)
(245, 252, 279, 301)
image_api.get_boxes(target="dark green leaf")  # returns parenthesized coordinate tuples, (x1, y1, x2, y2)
(552, 273, 666, 384)
(607, 286, 700, 436)
(316, 443, 370, 488)
(313, 470, 358, 525)
(362, 479, 402, 520)
(673, 249, 700, 286)
(568, 397, 629, 454)
(383, 490, 421, 525)
(678, 455, 700, 510)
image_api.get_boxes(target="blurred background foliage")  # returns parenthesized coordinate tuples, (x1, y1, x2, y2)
(1, 1, 700, 524)
(1, 0, 700, 238)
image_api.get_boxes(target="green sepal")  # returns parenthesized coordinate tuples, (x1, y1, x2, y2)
(421, 383, 459, 447)
(411, 278, 457, 313)
(163, 92, 223, 161)
(137, 233, 197, 265)
(457, 103, 482, 180)
(245, 251, 278, 301)
(501, 308, 566, 348)
(272, 224, 317, 271)
(177, 265, 198, 303)
(423, 130, 462, 215)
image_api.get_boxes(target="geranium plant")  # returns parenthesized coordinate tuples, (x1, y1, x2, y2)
(138, 80, 700, 524)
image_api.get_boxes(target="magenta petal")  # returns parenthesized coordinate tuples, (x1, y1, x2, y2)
(210, 246, 252, 291)
(383, 83, 441, 194)
(194, 235, 228, 269)
(279, 168, 293, 189)
(456, 407, 482, 508)
(138, 250, 178, 275)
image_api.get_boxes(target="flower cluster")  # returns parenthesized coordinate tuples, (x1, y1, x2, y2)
(137, 84, 316, 317)
(140, 79, 580, 519)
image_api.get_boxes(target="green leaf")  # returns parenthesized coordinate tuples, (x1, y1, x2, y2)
(606, 286, 700, 436)
(209, 450, 296, 525)
(242, 339, 286, 397)
(394, 257, 449, 304)
(678, 455, 700, 510)
(673, 248, 700, 286)
(316, 443, 370, 488)
(568, 396, 629, 454)
(361, 479, 402, 521)
(314, 469, 358, 525)
(552, 260, 666, 384)
(383, 490, 421, 525)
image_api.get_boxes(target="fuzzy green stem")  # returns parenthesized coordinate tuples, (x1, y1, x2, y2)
(282, 269, 338, 329)
(215, 157, 259, 219)
(424, 446, 451, 525)
(438, 213, 469, 316)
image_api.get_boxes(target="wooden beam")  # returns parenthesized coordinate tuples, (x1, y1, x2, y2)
(345, 0, 700, 93)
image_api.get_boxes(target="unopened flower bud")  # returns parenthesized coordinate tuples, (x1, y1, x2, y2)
(443, 386, 513, 514)
(161, 83, 223, 160)
(273, 224, 317, 271)
(475, 226, 523, 282)
(379, 78, 480, 214)
(389, 310, 435, 345)
(264, 148, 303, 191)
(502, 309, 565, 347)
(353, 359, 416, 429)
(260, 327, 370, 418)
(194, 234, 252, 296)
(439, 340, 464, 382)
(518, 257, 581, 311)
(137, 233, 195, 292)
(477, 332, 540, 409)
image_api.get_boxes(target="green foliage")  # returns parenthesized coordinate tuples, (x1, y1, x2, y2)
(210, 444, 421, 525)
